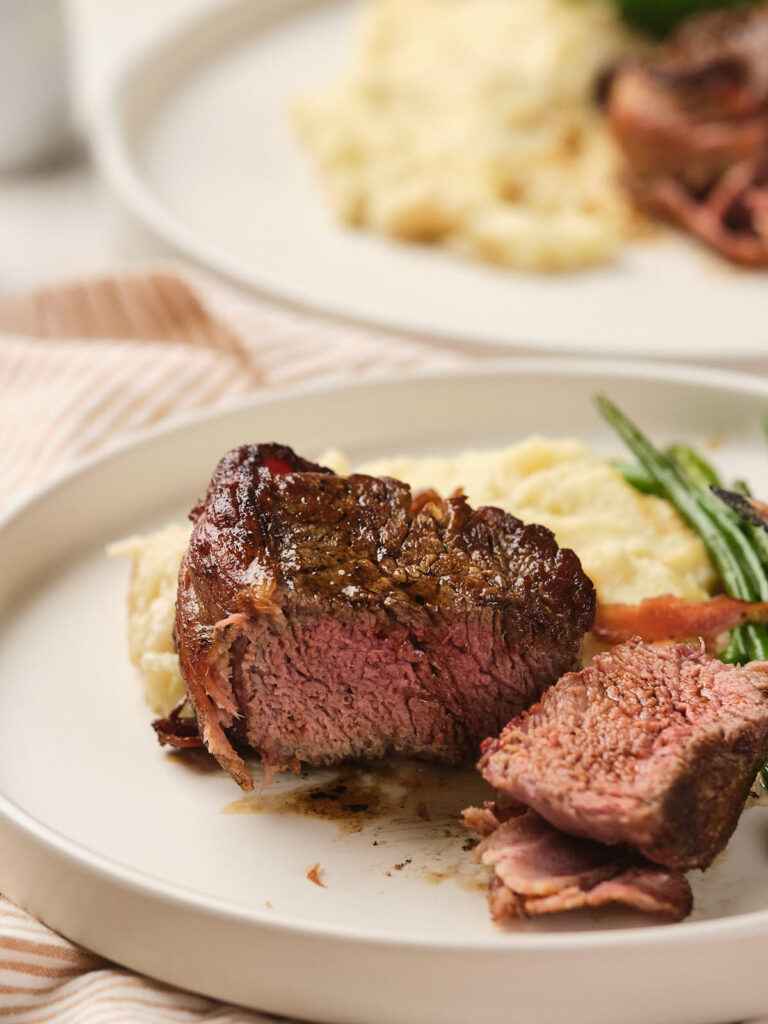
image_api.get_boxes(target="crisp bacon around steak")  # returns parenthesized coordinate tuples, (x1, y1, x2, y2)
(593, 594, 768, 647)
(605, 5, 768, 265)
(152, 697, 204, 749)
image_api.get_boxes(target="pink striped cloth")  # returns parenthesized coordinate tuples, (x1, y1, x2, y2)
(0, 266, 466, 1022)
(0, 267, 464, 505)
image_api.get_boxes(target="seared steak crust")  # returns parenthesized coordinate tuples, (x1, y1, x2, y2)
(479, 639, 768, 871)
(175, 444, 595, 789)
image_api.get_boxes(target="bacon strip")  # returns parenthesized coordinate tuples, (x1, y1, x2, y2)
(593, 593, 768, 645)
(175, 559, 254, 789)
(152, 697, 205, 749)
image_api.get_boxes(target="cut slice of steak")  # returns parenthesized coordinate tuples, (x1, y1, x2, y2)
(463, 803, 692, 922)
(479, 639, 768, 870)
(174, 443, 595, 790)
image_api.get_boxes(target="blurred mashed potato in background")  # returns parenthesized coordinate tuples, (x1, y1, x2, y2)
(293, 0, 644, 270)
(114, 439, 715, 716)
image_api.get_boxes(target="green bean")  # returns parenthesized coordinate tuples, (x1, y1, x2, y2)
(731, 480, 768, 569)
(659, 448, 768, 657)
(597, 397, 757, 596)
(722, 633, 747, 665)
(665, 444, 722, 490)
(731, 472, 768, 782)
(698, 490, 768, 600)
(611, 460, 662, 496)
(665, 446, 748, 658)
(595, 395, 768, 662)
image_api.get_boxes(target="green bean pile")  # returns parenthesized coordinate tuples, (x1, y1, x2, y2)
(597, 395, 768, 664)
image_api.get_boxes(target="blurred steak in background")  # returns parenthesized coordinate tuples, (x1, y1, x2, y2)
(605, 4, 768, 265)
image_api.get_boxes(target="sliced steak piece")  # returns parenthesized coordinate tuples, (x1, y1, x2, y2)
(463, 803, 692, 922)
(174, 444, 595, 790)
(479, 639, 768, 871)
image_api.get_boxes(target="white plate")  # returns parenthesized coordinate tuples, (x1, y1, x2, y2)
(92, 0, 768, 360)
(3, 361, 768, 1024)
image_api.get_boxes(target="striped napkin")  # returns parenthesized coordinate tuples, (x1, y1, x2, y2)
(0, 266, 465, 1022)
(0, 267, 464, 506)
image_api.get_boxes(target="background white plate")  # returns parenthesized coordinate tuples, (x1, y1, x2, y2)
(92, 0, 768, 360)
(4, 362, 768, 1024)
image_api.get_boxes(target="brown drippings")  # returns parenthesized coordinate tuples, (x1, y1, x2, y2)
(307, 862, 326, 888)
(454, 869, 491, 894)
(222, 759, 495, 892)
(424, 870, 450, 884)
(223, 760, 491, 834)
(391, 857, 490, 892)
(223, 767, 394, 832)
(745, 779, 768, 808)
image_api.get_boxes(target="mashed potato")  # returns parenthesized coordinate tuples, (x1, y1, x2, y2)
(108, 523, 191, 715)
(294, 0, 643, 270)
(114, 438, 715, 715)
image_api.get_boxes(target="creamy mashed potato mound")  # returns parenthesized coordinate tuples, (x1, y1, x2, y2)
(109, 523, 191, 715)
(293, 0, 641, 270)
(115, 438, 715, 715)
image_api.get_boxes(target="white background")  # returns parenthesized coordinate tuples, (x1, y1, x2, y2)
(0, 0, 217, 293)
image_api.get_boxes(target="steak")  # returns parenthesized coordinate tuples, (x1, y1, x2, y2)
(605, 5, 768, 266)
(463, 803, 692, 921)
(174, 444, 595, 789)
(479, 639, 768, 870)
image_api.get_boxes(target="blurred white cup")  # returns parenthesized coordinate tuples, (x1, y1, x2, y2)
(0, 0, 71, 170)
